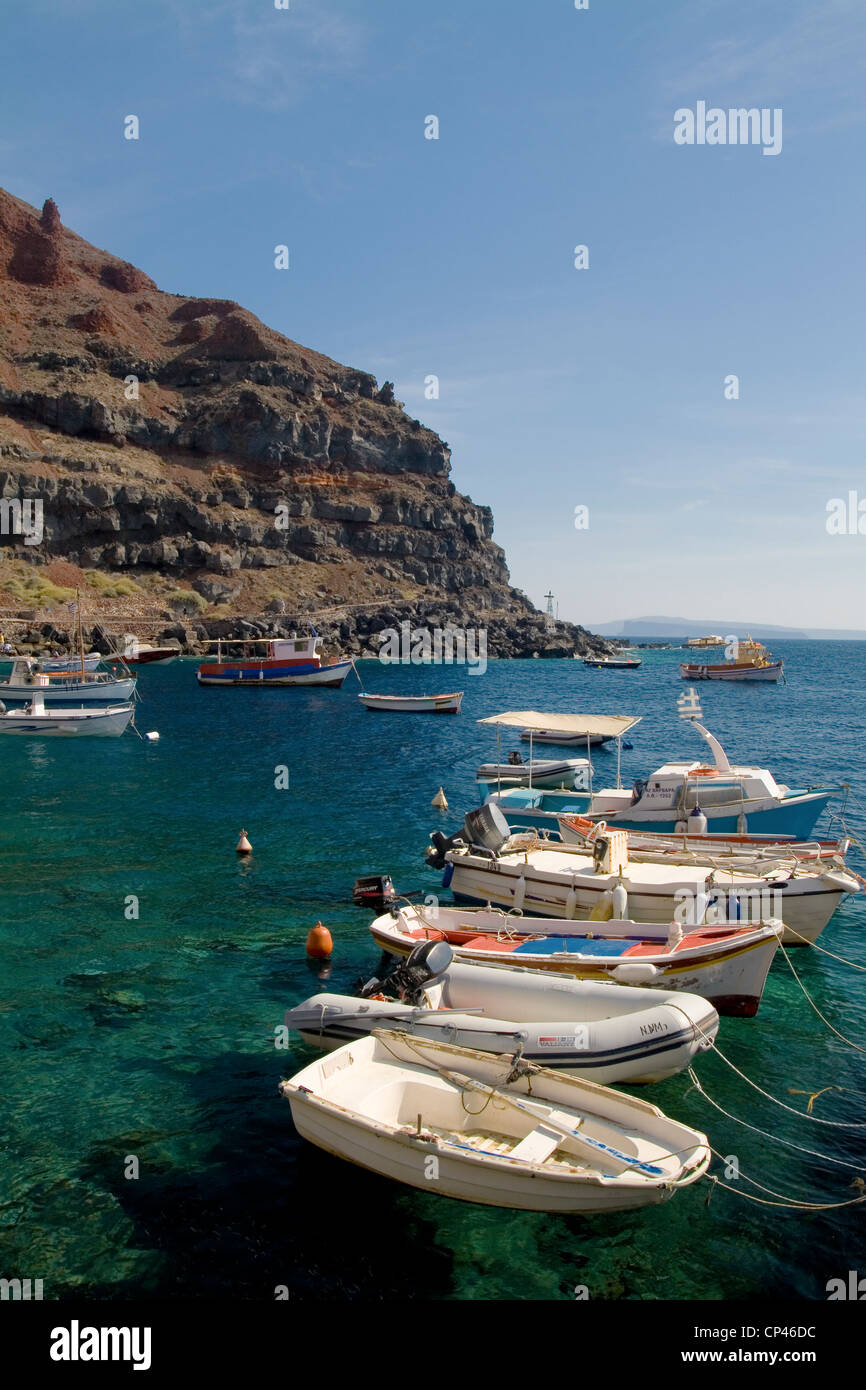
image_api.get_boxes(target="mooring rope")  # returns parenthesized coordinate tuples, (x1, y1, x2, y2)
(777, 939, 866, 1054)
(686, 1067, 866, 1173)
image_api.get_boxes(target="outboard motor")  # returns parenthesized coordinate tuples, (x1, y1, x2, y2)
(426, 829, 465, 871)
(462, 802, 511, 853)
(359, 939, 454, 1005)
(352, 873, 396, 912)
(507, 750, 524, 766)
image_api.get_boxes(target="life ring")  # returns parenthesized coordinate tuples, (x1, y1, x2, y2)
(691, 767, 719, 778)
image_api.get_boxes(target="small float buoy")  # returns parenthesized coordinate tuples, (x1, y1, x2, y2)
(306, 921, 333, 958)
(612, 881, 628, 920)
(145, 731, 159, 742)
(431, 786, 448, 810)
(236, 829, 252, 855)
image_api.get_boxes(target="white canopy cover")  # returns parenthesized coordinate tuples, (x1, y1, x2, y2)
(478, 711, 642, 738)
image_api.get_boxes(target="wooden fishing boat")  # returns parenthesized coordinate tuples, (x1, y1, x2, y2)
(0, 688, 134, 737)
(435, 830, 856, 946)
(280, 1030, 711, 1212)
(197, 625, 352, 687)
(286, 940, 720, 1084)
(369, 903, 783, 1016)
(358, 691, 463, 713)
(680, 637, 783, 682)
(583, 656, 642, 669)
(0, 657, 136, 704)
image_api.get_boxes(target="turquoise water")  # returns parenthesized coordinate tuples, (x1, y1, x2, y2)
(2, 644, 865, 1300)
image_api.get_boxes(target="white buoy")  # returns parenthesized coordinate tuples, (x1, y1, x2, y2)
(236, 829, 252, 855)
(145, 731, 159, 742)
(565, 883, 579, 920)
(612, 881, 628, 920)
(689, 805, 708, 836)
(431, 786, 448, 810)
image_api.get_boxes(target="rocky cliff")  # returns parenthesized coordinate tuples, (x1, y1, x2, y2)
(0, 188, 607, 658)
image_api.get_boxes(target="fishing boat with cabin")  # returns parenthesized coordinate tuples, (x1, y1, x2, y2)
(196, 624, 353, 687)
(680, 636, 783, 682)
(480, 697, 836, 839)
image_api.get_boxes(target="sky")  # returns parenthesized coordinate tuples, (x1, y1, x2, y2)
(2, 0, 865, 630)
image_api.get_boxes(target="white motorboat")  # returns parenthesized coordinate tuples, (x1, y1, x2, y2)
(369, 902, 783, 1017)
(430, 804, 856, 946)
(0, 657, 137, 704)
(0, 688, 134, 737)
(280, 1030, 711, 1212)
(486, 699, 835, 838)
(286, 940, 719, 1084)
(120, 634, 179, 665)
(476, 754, 591, 790)
(358, 691, 463, 713)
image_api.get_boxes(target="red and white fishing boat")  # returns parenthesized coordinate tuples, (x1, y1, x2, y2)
(358, 691, 463, 713)
(369, 903, 783, 1017)
(197, 625, 352, 687)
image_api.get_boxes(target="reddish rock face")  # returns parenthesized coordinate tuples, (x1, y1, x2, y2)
(100, 261, 156, 294)
(0, 184, 607, 657)
(40, 197, 62, 233)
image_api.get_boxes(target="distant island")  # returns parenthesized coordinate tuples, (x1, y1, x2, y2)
(595, 616, 866, 641)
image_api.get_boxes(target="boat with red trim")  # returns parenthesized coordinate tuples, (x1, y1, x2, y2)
(196, 625, 352, 687)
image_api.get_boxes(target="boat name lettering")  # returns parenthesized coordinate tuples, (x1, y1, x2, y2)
(639, 1021, 668, 1037)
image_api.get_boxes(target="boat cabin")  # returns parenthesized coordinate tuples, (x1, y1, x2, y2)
(591, 760, 788, 818)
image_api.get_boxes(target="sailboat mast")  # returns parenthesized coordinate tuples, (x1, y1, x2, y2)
(77, 589, 85, 679)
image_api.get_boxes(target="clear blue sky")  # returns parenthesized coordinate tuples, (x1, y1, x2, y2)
(2, 0, 865, 629)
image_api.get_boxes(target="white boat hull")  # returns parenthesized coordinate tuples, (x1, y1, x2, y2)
(359, 692, 463, 713)
(0, 677, 136, 703)
(281, 1032, 711, 1213)
(370, 906, 782, 1017)
(0, 703, 134, 737)
(445, 845, 850, 945)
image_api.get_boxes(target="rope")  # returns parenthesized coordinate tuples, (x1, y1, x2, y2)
(777, 940, 866, 1054)
(686, 1067, 866, 1173)
(781, 923, 866, 971)
(696, 1029, 866, 1128)
(703, 1153, 866, 1210)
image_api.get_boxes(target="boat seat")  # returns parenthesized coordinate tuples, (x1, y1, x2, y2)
(509, 1110, 579, 1164)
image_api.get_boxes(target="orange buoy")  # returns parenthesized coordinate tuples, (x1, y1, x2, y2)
(236, 829, 252, 854)
(306, 921, 333, 958)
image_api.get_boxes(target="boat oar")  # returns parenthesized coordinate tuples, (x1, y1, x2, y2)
(432, 1064, 666, 1177)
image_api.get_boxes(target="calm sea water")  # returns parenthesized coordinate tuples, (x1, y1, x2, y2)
(2, 643, 865, 1301)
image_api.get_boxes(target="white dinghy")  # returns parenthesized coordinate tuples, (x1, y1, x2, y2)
(286, 940, 719, 1084)
(280, 1030, 711, 1213)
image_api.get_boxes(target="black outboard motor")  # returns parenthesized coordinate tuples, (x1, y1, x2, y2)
(426, 829, 465, 870)
(507, 750, 524, 766)
(359, 939, 454, 1005)
(462, 803, 511, 853)
(352, 873, 396, 912)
